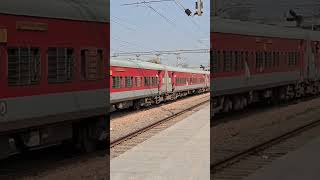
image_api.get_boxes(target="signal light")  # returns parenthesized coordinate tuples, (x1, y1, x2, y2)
(194, 0, 203, 16)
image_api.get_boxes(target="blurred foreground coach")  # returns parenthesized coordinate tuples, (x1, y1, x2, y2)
(0, 0, 109, 159)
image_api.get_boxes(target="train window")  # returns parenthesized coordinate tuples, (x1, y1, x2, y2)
(255, 52, 259, 69)
(135, 77, 141, 87)
(144, 77, 151, 86)
(264, 52, 267, 68)
(266, 52, 272, 68)
(211, 50, 218, 73)
(112, 76, 121, 89)
(97, 50, 104, 78)
(284, 52, 288, 66)
(272, 52, 276, 67)
(292, 52, 295, 66)
(156, 77, 158, 86)
(179, 78, 183, 84)
(217, 51, 221, 72)
(295, 52, 298, 65)
(144, 77, 148, 86)
(288, 52, 293, 66)
(48, 48, 74, 83)
(256, 52, 261, 69)
(244, 51, 249, 70)
(7, 47, 40, 86)
(234, 51, 239, 72)
(80, 49, 104, 81)
(125, 76, 132, 88)
(223, 51, 232, 72)
(276, 52, 280, 67)
(120, 77, 123, 88)
(239, 51, 245, 71)
(288, 52, 291, 66)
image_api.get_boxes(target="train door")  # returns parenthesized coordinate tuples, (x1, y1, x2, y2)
(167, 71, 173, 93)
(314, 42, 320, 78)
(161, 68, 173, 94)
(0, 28, 7, 84)
(157, 70, 162, 94)
(305, 38, 317, 80)
(205, 74, 209, 88)
(171, 72, 175, 92)
(161, 68, 168, 93)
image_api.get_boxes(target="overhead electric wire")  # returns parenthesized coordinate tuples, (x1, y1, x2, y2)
(111, 36, 154, 52)
(173, 1, 201, 31)
(144, 4, 176, 27)
(120, 0, 208, 49)
(111, 15, 143, 30)
(113, 48, 209, 57)
(112, 0, 209, 62)
(121, 0, 174, 6)
(111, 19, 137, 31)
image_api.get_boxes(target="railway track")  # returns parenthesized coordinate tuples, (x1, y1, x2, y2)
(211, 116, 320, 180)
(111, 92, 210, 118)
(0, 146, 107, 179)
(110, 99, 210, 159)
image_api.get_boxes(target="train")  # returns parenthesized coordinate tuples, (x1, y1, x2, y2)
(0, 0, 109, 159)
(211, 17, 320, 114)
(110, 58, 210, 111)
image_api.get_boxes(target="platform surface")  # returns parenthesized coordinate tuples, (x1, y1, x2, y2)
(111, 105, 210, 180)
(244, 135, 320, 180)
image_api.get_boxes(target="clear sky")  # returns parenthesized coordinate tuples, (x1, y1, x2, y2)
(110, 0, 210, 67)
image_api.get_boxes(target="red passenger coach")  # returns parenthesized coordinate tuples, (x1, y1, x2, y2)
(110, 58, 210, 111)
(0, 0, 109, 158)
(211, 17, 320, 114)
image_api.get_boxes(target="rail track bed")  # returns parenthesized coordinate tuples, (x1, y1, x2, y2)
(0, 145, 107, 180)
(212, 118, 320, 180)
(111, 92, 209, 119)
(110, 99, 209, 159)
(212, 97, 320, 180)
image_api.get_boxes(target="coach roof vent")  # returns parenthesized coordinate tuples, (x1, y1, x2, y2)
(0, 0, 109, 23)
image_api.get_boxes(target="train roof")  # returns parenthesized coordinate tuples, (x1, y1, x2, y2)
(0, 0, 109, 23)
(165, 65, 210, 74)
(211, 17, 320, 41)
(111, 58, 210, 75)
(111, 58, 165, 71)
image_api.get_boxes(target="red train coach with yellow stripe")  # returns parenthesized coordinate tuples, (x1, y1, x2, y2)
(0, 0, 109, 158)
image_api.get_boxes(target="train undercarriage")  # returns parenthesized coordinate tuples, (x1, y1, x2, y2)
(0, 116, 106, 160)
(111, 88, 209, 112)
(212, 80, 320, 114)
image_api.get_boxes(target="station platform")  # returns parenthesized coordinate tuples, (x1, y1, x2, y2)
(244, 135, 320, 180)
(110, 105, 210, 180)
